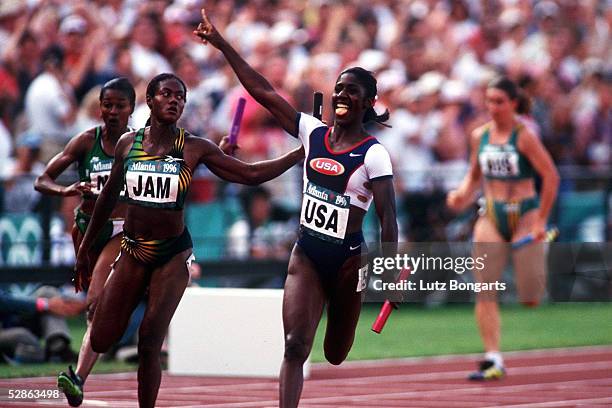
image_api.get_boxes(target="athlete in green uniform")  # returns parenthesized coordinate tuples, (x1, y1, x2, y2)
(35, 78, 135, 406)
(74, 73, 304, 408)
(447, 77, 559, 380)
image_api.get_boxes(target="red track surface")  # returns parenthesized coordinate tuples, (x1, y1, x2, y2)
(1, 346, 611, 407)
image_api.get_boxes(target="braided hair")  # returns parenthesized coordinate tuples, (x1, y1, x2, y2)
(338, 67, 390, 127)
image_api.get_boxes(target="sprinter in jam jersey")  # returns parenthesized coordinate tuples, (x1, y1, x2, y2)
(74, 73, 303, 407)
(196, 13, 398, 408)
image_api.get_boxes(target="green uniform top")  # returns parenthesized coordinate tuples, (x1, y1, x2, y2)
(122, 127, 192, 210)
(78, 126, 115, 197)
(478, 125, 535, 180)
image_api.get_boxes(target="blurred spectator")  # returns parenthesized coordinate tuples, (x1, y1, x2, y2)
(227, 186, 296, 260)
(0, 0, 609, 247)
(1, 132, 44, 214)
(24, 45, 76, 163)
(0, 285, 84, 364)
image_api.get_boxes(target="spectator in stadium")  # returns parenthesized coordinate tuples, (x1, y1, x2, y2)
(74, 72, 303, 408)
(0, 285, 83, 364)
(1, 131, 44, 214)
(227, 185, 296, 261)
(447, 76, 560, 381)
(24, 45, 77, 163)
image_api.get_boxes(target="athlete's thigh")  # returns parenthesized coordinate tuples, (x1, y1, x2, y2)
(87, 235, 122, 306)
(282, 245, 326, 341)
(91, 252, 148, 338)
(139, 249, 191, 337)
(512, 210, 547, 303)
(472, 215, 509, 302)
(325, 254, 362, 344)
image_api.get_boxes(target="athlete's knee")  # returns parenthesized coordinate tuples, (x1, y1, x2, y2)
(283, 334, 310, 364)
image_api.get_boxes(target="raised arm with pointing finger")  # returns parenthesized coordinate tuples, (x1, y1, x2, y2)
(194, 9, 299, 136)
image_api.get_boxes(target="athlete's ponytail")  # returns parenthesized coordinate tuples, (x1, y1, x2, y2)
(516, 91, 531, 115)
(338, 67, 391, 128)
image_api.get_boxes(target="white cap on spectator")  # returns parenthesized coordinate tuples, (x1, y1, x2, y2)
(399, 84, 422, 104)
(312, 52, 341, 73)
(441, 79, 469, 103)
(164, 5, 190, 24)
(534, 1, 559, 19)
(176, 0, 203, 7)
(270, 21, 297, 46)
(417, 71, 446, 96)
(354, 49, 388, 73)
(377, 69, 406, 94)
(499, 8, 524, 29)
(410, 0, 429, 20)
(0, 0, 25, 18)
(59, 15, 87, 34)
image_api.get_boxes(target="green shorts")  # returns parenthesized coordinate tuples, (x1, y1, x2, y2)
(74, 209, 124, 251)
(120, 228, 193, 267)
(484, 197, 539, 241)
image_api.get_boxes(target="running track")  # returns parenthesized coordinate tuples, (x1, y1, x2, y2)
(1, 346, 611, 407)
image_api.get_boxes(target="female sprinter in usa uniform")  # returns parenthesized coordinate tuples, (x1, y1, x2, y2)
(34, 77, 136, 407)
(74, 73, 304, 408)
(447, 77, 559, 380)
(195, 11, 398, 407)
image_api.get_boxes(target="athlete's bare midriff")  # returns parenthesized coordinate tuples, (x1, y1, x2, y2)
(124, 205, 185, 239)
(483, 178, 537, 202)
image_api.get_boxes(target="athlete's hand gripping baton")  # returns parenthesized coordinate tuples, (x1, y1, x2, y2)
(228, 97, 246, 152)
(372, 267, 412, 334)
(512, 227, 559, 250)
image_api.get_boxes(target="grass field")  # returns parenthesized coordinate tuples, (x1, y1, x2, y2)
(313, 302, 612, 362)
(0, 302, 610, 378)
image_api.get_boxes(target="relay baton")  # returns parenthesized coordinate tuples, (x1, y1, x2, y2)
(512, 227, 559, 250)
(372, 267, 412, 334)
(313, 91, 323, 120)
(229, 97, 246, 148)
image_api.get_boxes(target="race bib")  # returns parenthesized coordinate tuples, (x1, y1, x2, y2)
(300, 181, 350, 243)
(479, 150, 519, 177)
(89, 159, 113, 195)
(125, 160, 180, 205)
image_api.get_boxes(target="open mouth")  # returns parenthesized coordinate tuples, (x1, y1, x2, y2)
(335, 102, 349, 117)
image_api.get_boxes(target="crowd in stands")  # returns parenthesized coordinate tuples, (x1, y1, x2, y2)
(0, 0, 609, 250)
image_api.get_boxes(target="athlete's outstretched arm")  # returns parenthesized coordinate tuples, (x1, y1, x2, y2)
(34, 131, 93, 197)
(447, 128, 483, 212)
(518, 129, 560, 238)
(73, 134, 132, 291)
(194, 9, 298, 136)
(197, 137, 304, 185)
